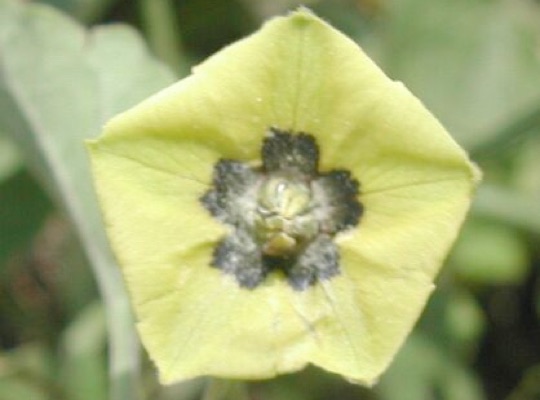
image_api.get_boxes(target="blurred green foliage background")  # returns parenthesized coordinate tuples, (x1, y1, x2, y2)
(0, 0, 539, 399)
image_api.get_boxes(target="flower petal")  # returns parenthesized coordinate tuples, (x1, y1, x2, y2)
(135, 246, 315, 382)
(310, 252, 435, 385)
(88, 139, 224, 270)
(339, 172, 478, 279)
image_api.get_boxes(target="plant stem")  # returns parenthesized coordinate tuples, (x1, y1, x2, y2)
(81, 231, 141, 400)
(471, 102, 540, 159)
(139, 0, 185, 75)
(201, 379, 250, 400)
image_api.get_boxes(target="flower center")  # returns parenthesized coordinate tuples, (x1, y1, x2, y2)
(255, 177, 317, 256)
(201, 128, 363, 290)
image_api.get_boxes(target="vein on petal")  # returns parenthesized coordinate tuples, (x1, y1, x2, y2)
(168, 277, 230, 375)
(97, 148, 209, 186)
(361, 175, 467, 197)
(319, 280, 366, 371)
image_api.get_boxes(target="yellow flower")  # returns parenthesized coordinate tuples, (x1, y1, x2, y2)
(87, 9, 480, 386)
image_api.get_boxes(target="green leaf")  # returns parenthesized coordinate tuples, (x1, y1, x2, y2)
(0, 0, 175, 398)
(472, 184, 540, 234)
(370, 0, 540, 149)
(470, 103, 540, 159)
(60, 302, 107, 400)
(0, 344, 59, 400)
(514, 136, 540, 198)
(444, 290, 485, 355)
(38, 0, 118, 23)
(377, 334, 485, 400)
(450, 218, 529, 285)
(0, 170, 51, 267)
(0, 133, 21, 182)
(419, 287, 485, 359)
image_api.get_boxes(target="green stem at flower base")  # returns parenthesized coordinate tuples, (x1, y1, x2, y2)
(138, 0, 186, 75)
(201, 379, 250, 400)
